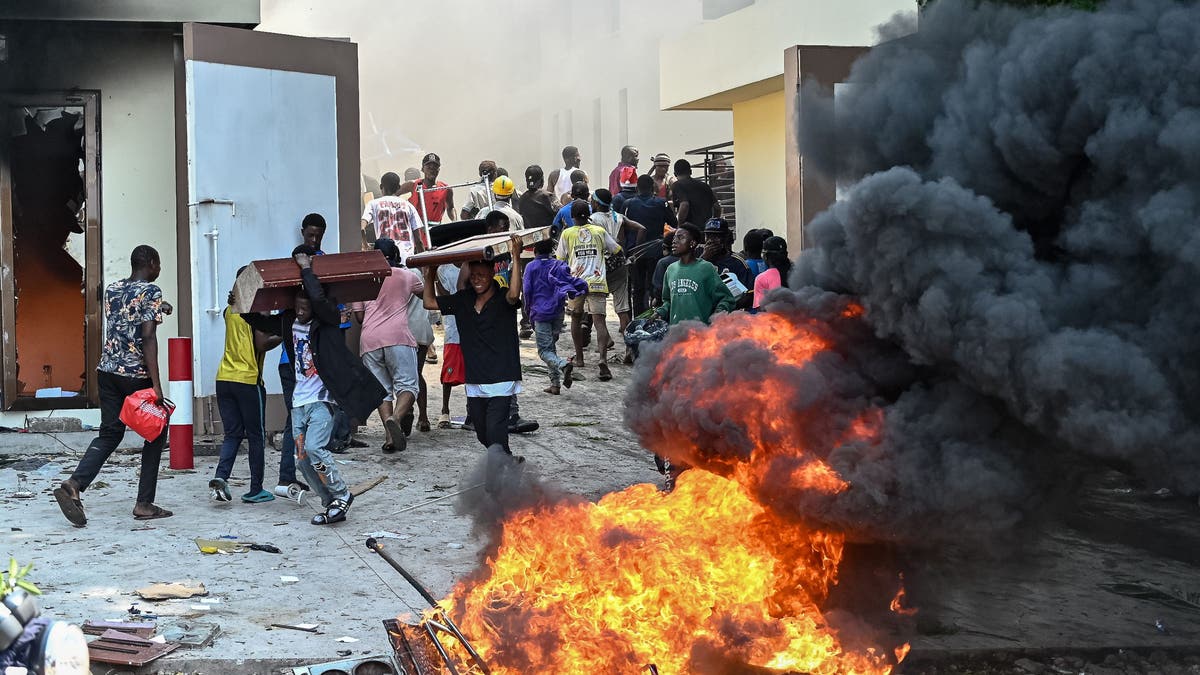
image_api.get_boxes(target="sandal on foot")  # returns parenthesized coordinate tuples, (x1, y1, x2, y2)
(209, 478, 232, 502)
(544, 385, 561, 395)
(598, 363, 613, 381)
(437, 413, 451, 429)
(426, 352, 439, 364)
(562, 363, 574, 389)
(54, 484, 86, 527)
(311, 494, 353, 525)
(134, 504, 173, 520)
(241, 489, 275, 503)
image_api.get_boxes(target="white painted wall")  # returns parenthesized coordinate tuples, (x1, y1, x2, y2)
(660, 0, 914, 109)
(186, 61, 339, 397)
(0, 27, 177, 428)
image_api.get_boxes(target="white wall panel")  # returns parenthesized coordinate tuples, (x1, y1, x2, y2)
(186, 61, 338, 396)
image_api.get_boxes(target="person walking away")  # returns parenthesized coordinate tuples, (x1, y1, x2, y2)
(352, 239, 424, 452)
(742, 229, 770, 282)
(209, 269, 282, 503)
(460, 160, 499, 220)
(611, 166, 639, 214)
(518, 165, 557, 232)
(423, 234, 527, 454)
(476, 176, 525, 230)
(524, 238, 587, 394)
(54, 245, 174, 526)
(243, 247, 386, 525)
(547, 146, 582, 205)
(655, 223, 736, 325)
(558, 200, 621, 380)
(623, 174, 677, 315)
(362, 172, 426, 262)
(753, 236, 792, 309)
(650, 153, 675, 202)
(551, 180, 591, 238)
(608, 145, 639, 196)
(589, 188, 645, 364)
(651, 231, 679, 307)
(672, 159, 719, 227)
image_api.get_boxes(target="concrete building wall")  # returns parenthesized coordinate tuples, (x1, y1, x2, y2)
(660, 0, 912, 110)
(0, 26, 178, 426)
(731, 90, 785, 234)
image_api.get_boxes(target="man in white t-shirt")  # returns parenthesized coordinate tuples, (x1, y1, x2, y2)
(361, 172, 426, 262)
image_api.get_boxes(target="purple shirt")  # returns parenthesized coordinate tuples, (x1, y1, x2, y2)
(523, 254, 588, 323)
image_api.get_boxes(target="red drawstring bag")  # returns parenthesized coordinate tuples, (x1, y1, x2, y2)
(119, 389, 175, 441)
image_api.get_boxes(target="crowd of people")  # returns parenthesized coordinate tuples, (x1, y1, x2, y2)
(51, 144, 794, 529)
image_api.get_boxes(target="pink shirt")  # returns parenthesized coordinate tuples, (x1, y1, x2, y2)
(351, 268, 425, 354)
(753, 267, 781, 308)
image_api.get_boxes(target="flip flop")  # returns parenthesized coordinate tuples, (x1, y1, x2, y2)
(53, 486, 87, 527)
(241, 489, 276, 504)
(437, 413, 451, 429)
(133, 504, 173, 520)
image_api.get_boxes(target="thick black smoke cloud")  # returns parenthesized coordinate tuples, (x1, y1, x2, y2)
(627, 0, 1200, 544)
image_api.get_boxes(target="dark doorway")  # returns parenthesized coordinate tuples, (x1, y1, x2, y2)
(0, 92, 100, 409)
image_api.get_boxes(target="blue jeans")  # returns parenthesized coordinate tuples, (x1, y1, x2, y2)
(214, 380, 266, 493)
(292, 401, 350, 507)
(534, 315, 569, 386)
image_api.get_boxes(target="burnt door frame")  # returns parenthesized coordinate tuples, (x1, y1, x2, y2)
(0, 91, 102, 410)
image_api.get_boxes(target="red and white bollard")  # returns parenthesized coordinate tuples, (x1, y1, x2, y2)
(167, 337, 194, 470)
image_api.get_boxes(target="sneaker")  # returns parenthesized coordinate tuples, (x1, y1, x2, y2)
(241, 489, 275, 504)
(461, 417, 475, 432)
(508, 417, 540, 434)
(209, 478, 231, 502)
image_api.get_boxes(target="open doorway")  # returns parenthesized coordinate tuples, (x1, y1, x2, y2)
(0, 92, 101, 409)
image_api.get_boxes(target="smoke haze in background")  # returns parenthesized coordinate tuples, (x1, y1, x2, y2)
(257, 0, 732, 200)
(629, 0, 1200, 545)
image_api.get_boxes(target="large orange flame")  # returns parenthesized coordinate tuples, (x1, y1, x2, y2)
(432, 310, 906, 674)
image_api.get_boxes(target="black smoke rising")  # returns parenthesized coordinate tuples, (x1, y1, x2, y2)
(628, 0, 1200, 544)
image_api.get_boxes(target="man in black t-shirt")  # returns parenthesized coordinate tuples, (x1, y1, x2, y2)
(518, 165, 557, 231)
(423, 234, 526, 455)
(672, 159, 720, 227)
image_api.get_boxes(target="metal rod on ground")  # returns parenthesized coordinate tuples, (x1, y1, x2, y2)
(423, 622, 461, 675)
(365, 538, 492, 675)
(386, 483, 483, 517)
(365, 538, 441, 608)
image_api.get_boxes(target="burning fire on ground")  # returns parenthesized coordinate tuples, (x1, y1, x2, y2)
(427, 309, 909, 674)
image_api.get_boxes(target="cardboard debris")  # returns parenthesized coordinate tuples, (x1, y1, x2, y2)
(135, 581, 208, 601)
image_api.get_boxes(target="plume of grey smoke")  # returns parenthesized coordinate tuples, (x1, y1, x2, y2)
(628, 0, 1200, 544)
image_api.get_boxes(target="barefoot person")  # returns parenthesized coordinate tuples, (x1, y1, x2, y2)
(55, 245, 174, 526)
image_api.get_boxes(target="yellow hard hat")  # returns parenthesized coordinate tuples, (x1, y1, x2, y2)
(492, 175, 515, 196)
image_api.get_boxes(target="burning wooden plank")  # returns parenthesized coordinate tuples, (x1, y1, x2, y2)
(231, 251, 391, 313)
(405, 226, 552, 269)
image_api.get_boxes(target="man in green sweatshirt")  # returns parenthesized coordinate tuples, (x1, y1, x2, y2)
(655, 223, 735, 325)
